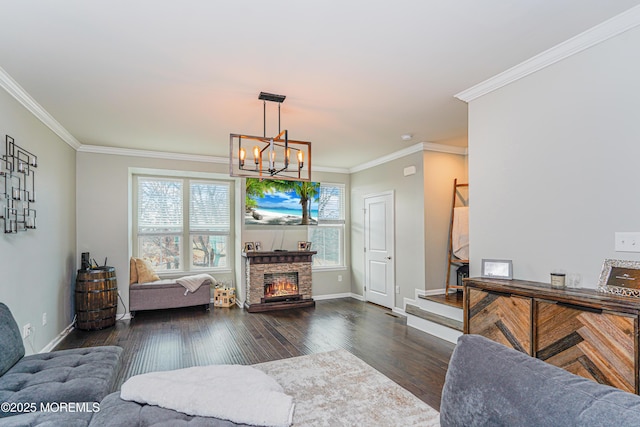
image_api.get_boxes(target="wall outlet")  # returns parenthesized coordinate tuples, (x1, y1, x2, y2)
(42, 312, 47, 326)
(615, 232, 640, 252)
(338, 275, 342, 282)
(22, 323, 31, 338)
(395, 286, 400, 294)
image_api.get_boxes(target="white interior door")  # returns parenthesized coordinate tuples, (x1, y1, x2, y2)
(364, 192, 395, 308)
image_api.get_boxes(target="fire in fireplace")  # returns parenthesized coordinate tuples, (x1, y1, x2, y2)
(263, 272, 299, 302)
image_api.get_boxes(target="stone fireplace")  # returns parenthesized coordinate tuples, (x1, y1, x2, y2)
(244, 251, 316, 312)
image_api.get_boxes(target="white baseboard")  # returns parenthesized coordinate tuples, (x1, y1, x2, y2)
(407, 315, 462, 344)
(348, 293, 365, 301)
(314, 292, 363, 301)
(392, 307, 407, 317)
(40, 322, 75, 353)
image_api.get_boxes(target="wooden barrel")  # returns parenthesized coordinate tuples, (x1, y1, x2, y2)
(75, 267, 118, 330)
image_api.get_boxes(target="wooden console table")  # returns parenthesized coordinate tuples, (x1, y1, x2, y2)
(464, 277, 639, 393)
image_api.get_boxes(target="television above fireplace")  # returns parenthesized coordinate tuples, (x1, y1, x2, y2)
(245, 178, 320, 226)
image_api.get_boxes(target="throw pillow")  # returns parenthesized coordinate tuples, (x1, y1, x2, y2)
(135, 258, 160, 283)
(129, 257, 138, 285)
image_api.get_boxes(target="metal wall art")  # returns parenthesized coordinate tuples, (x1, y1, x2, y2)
(1, 135, 37, 233)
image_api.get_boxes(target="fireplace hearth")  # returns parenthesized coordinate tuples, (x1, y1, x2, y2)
(243, 251, 316, 312)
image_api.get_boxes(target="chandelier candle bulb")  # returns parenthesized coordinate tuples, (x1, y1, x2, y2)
(239, 147, 246, 167)
(297, 150, 304, 168)
(253, 146, 260, 164)
(269, 146, 276, 170)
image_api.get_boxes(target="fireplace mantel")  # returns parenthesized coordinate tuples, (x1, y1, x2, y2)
(243, 250, 317, 264)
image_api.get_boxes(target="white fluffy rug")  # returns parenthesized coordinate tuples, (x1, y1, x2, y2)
(253, 349, 440, 427)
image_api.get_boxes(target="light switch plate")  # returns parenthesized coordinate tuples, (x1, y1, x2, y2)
(615, 232, 640, 252)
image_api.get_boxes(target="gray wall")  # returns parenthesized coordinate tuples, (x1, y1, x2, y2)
(76, 152, 234, 314)
(0, 89, 76, 354)
(468, 26, 640, 288)
(76, 151, 351, 312)
(423, 151, 468, 289)
(351, 149, 466, 308)
(351, 152, 424, 307)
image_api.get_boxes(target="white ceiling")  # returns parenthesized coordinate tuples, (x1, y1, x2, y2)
(1, 1, 639, 170)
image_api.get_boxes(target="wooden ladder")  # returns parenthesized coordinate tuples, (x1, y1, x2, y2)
(445, 179, 469, 294)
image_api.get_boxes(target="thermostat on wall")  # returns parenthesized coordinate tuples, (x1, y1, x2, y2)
(403, 166, 416, 176)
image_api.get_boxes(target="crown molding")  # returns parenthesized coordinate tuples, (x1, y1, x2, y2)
(421, 142, 468, 156)
(313, 165, 351, 174)
(0, 66, 82, 149)
(77, 144, 228, 163)
(455, 5, 640, 103)
(349, 142, 467, 174)
(79, 144, 351, 174)
(1, 65, 464, 174)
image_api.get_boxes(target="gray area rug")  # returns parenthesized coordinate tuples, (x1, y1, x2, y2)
(253, 349, 440, 427)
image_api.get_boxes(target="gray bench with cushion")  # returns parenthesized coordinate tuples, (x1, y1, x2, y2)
(129, 279, 211, 316)
(0, 303, 121, 424)
(441, 334, 640, 426)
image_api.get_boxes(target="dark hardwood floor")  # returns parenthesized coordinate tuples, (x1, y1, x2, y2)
(56, 298, 455, 410)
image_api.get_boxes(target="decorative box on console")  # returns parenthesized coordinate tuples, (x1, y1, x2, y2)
(243, 250, 316, 312)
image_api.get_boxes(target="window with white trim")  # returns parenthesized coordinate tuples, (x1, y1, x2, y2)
(134, 175, 231, 273)
(309, 183, 345, 269)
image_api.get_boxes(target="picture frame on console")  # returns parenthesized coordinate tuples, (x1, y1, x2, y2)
(598, 259, 640, 298)
(481, 259, 513, 280)
(255, 241, 262, 251)
(244, 242, 254, 252)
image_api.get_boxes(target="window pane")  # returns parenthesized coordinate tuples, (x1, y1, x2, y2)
(190, 181, 230, 233)
(138, 178, 183, 233)
(318, 184, 345, 221)
(138, 235, 182, 271)
(192, 235, 227, 269)
(309, 226, 343, 267)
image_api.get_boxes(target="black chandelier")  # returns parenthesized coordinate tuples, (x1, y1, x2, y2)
(229, 92, 312, 182)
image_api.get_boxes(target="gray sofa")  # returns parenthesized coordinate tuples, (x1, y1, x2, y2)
(0, 303, 121, 425)
(0, 302, 245, 427)
(441, 334, 640, 426)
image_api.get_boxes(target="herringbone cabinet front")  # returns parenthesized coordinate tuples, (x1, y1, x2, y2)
(465, 278, 640, 394)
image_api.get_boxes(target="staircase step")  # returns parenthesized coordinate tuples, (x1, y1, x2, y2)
(405, 303, 463, 332)
(418, 292, 463, 309)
